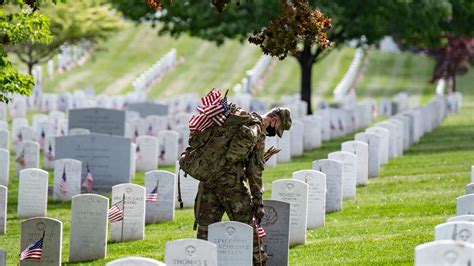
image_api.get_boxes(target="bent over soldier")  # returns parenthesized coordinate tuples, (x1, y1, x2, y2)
(190, 105, 291, 265)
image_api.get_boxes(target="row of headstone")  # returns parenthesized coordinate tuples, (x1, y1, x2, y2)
(132, 48, 177, 93)
(17, 215, 219, 265)
(13, 176, 176, 264)
(414, 165, 474, 265)
(259, 94, 460, 265)
(233, 55, 273, 94)
(333, 48, 364, 101)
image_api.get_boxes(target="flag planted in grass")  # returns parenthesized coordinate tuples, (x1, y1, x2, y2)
(82, 163, 94, 193)
(108, 201, 124, 223)
(59, 166, 68, 195)
(20, 231, 44, 261)
(146, 185, 158, 202)
(253, 217, 266, 238)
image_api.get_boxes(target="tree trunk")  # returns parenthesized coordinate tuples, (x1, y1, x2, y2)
(296, 44, 314, 115)
(27, 63, 34, 75)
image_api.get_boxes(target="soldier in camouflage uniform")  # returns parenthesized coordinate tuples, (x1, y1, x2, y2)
(191, 105, 292, 265)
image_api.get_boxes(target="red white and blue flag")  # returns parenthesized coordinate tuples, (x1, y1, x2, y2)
(146, 185, 158, 202)
(20, 231, 44, 261)
(16, 148, 26, 167)
(189, 88, 231, 132)
(108, 201, 124, 223)
(253, 217, 266, 238)
(135, 145, 142, 160)
(59, 166, 68, 195)
(46, 144, 55, 161)
(39, 130, 46, 148)
(81, 163, 94, 193)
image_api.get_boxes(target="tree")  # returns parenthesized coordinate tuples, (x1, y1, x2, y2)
(8, 0, 124, 74)
(109, 0, 453, 114)
(0, 0, 56, 103)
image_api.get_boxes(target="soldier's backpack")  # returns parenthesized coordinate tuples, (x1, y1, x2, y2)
(179, 109, 260, 182)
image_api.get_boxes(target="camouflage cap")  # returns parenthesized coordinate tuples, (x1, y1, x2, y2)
(273, 107, 292, 137)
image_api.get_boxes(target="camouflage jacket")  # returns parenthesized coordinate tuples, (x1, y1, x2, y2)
(189, 105, 266, 206)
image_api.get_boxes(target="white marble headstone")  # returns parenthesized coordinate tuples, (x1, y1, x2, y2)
(0, 149, 9, 186)
(69, 128, 90, 136)
(415, 240, 474, 266)
(341, 141, 369, 186)
(457, 195, 474, 215)
(355, 132, 381, 178)
(0, 130, 9, 150)
(293, 170, 326, 228)
(165, 238, 217, 266)
(208, 221, 253, 266)
(69, 194, 109, 262)
(17, 168, 48, 218)
(20, 217, 62, 266)
(106, 257, 165, 266)
(277, 131, 291, 163)
(312, 159, 343, 212)
(158, 130, 179, 166)
(328, 151, 357, 200)
(130, 143, 136, 179)
(467, 183, 474, 195)
(145, 170, 176, 223)
(435, 222, 474, 243)
(448, 215, 474, 223)
(471, 165, 474, 183)
(0, 186, 6, 234)
(136, 136, 159, 172)
(271, 179, 308, 246)
(290, 120, 304, 156)
(365, 127, 389, 164)
(53, 159, 82, 201)
(175, 161, 198, 209)
(110, 183, 146, 242)
(15, 141, 40, 174)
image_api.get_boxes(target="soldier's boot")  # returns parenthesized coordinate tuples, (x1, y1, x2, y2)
(196, 225, 209, 240)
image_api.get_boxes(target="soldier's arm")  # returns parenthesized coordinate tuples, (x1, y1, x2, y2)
(246, 136, 266, 208)
(225, 124, 260, 163)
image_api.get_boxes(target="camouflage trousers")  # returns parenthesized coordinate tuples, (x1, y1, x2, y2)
(195, 180, 268, 265)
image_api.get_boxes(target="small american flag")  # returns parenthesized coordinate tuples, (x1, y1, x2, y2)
(338, 118, 344, 131)
(59, 166, 68, 195)
(147, 124, 153, 136)
(108, 201, 124, 223)
(14, 131, 23, 144)
(20, 231, 44, 261)
(16, 148, 26, 167)
(81, 163, 94, 193)
(39, 130, 46, 147)
(46, 144, 55, 161)
(135, 145, 142, 160)
(189, 88, 230, 132)
(146, 185, 158, 202)
(132, 128, 139, 143)
(253, 217, 266, 238)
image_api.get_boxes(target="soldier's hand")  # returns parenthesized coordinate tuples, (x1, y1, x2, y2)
(255, 205, 265, 220)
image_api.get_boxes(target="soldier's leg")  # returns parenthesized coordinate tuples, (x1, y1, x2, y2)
(219, 182, 268, 266)
(195, 184, 225, 240)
